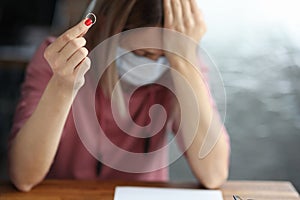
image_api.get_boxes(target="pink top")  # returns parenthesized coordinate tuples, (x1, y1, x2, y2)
(10, 38, 230, 182)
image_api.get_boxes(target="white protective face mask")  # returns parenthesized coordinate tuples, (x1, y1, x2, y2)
(116, 47, 169, 86)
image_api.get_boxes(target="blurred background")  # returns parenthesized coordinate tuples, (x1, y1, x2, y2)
(0, 0, 299, 191)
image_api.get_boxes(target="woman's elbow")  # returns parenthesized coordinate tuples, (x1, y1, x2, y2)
(13, 181, 34, 192)
(198, 167, 229, 189)
(10, 172, 35, 192)
(9, 167, 43, 192)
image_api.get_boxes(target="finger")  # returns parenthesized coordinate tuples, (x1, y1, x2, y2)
(170, 0, 183, 23)
(49, 18, 93, 53)
(190, 0, 205, 26)
(190, 0, 200, 14)
(74, 57, 91, 87)
(66, 47, 89, 72)
(164, 0, 173, 27)
(60, 37, 86, 61)
(75, 57, 91, 76)
(181, 0, 193, 22)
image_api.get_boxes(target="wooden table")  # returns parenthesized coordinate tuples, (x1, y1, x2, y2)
(0, 180, 299, 200)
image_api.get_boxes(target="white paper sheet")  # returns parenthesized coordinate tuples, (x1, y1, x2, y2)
(114, 186, 223, 200)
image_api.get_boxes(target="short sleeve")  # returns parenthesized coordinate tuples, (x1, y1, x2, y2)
(9, 37, 55, 142)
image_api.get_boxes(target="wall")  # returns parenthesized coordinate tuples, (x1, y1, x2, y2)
(169, 0, 300, 191)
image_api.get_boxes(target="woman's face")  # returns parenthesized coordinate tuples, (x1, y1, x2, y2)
(119, 28, 164, 61)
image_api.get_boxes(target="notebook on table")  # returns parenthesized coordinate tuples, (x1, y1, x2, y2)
(114, 186, 223, 200)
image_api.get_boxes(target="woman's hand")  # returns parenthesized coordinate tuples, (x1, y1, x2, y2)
(163, 0, 206, 62)
(44, 19, 93, 93)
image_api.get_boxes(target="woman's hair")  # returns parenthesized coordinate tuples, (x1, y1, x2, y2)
(86, 0, 163, 49)
(124, 0, 164, 30)
(85, 0, 164, 97)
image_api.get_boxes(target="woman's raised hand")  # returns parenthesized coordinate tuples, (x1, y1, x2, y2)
(164, 0, 206, 43)
(163, 0, 206, 61)
(44, 19, 93, 93)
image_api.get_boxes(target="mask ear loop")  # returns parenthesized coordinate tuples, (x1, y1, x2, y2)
(85, 13, 97, 25)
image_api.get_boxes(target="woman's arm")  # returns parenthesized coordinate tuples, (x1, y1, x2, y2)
(9, 19, 93, 192)
(170, 58, 229, 189)
(164, 0, 229, 188)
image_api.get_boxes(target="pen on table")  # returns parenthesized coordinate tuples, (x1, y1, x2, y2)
(233, 195, 240, 200)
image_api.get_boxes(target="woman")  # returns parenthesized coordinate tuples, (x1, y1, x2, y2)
(8, 0, 230, 192)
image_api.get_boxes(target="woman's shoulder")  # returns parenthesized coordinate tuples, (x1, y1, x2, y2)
(32, 36, 57, 59)
(39, 36, 56, 51)
(22, 36, 57, 85)
(27, 37, 56, 70)
(45, 36, 56, 44)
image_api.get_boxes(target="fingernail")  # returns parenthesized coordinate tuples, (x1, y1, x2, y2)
(85, 13, 97, 26)
(85, 18, 93, 26)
